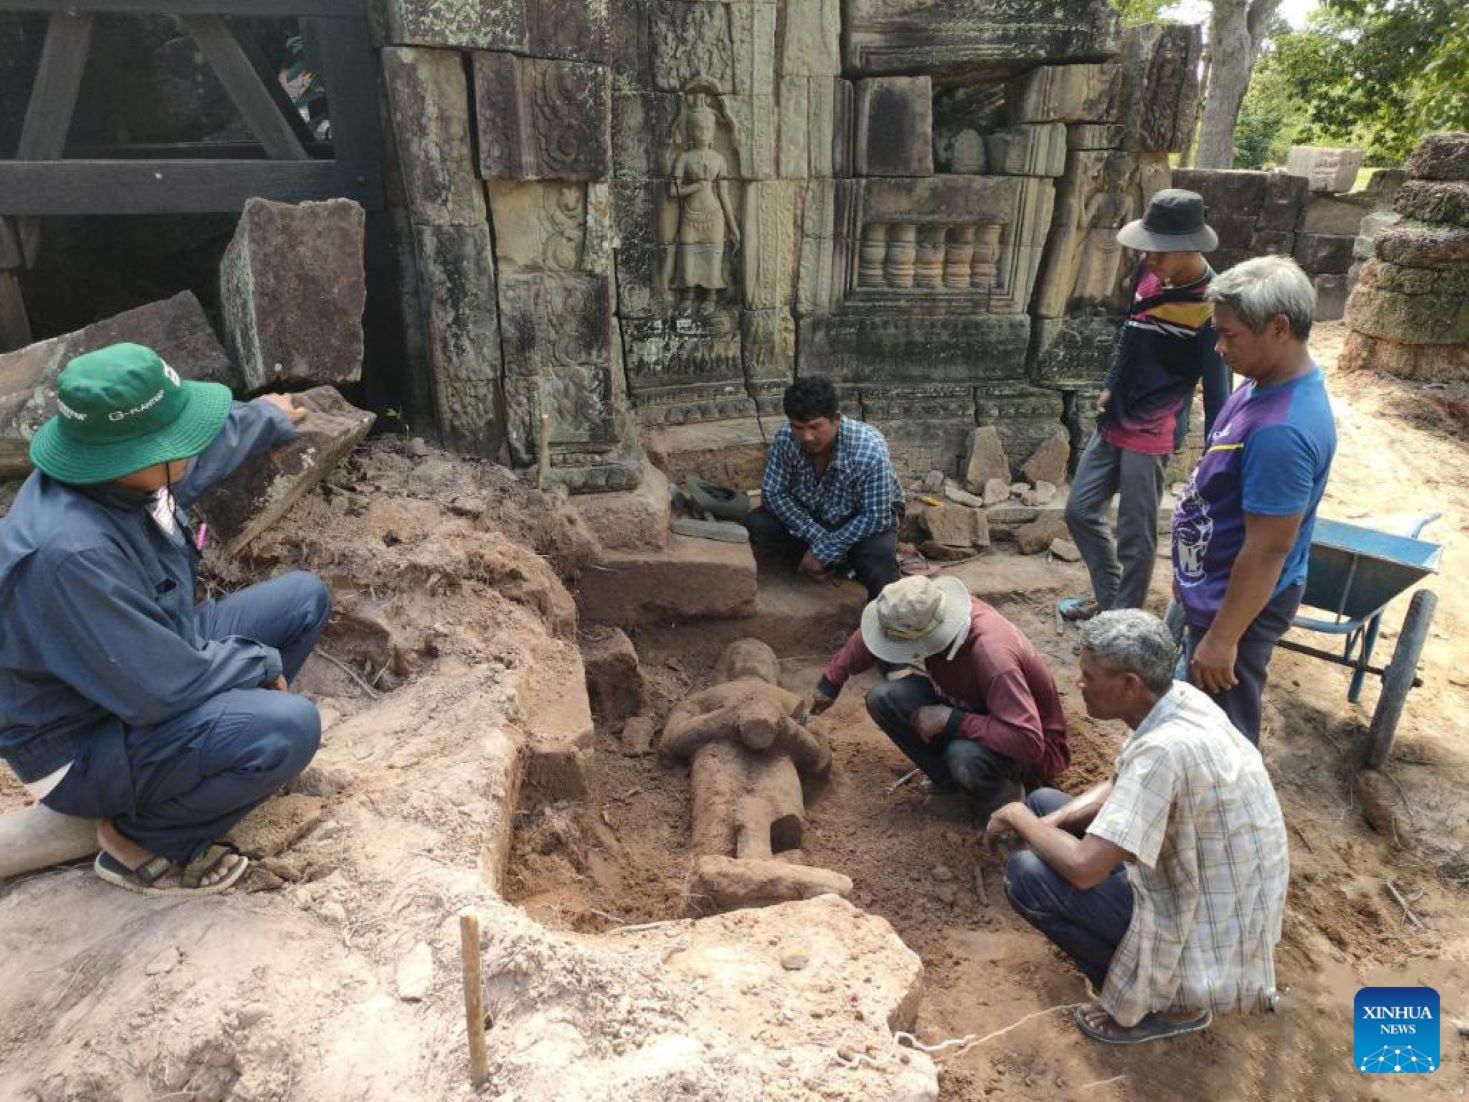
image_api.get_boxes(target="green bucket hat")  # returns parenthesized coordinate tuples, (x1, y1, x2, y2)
(28, 342, 233, 485)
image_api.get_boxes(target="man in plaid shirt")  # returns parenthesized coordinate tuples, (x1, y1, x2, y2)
(745, 377, 904, 600)
(985, 609, 1288, 1045)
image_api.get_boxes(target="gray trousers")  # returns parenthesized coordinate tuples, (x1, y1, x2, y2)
(1064, 433, 1169, 611)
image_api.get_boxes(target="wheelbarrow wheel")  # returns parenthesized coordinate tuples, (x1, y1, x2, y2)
(1363, 589, 1437, 768)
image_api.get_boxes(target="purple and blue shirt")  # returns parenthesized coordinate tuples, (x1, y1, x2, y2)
(1172, 365, 1336, 628)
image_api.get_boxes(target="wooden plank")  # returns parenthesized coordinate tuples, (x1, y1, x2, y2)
(304, 14, 381, 167)
(17, 11, 93, 160)
(0, 0, 354, 17)
(232, 16, 319, 151)
(180, 15, 308, 160)
(0, 159, 382, 215)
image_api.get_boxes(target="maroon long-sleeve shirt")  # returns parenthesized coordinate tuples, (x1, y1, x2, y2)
(819, 597, 1070, 780)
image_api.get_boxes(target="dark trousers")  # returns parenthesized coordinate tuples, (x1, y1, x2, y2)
(45, 571, 332, 864)
(1064, 433, 1169, 611)
(744, 505, 901, 601)
(864, 674, 1035, 810)
(1183, 582, 1303, 744)
(1003, 788, 1134, 989)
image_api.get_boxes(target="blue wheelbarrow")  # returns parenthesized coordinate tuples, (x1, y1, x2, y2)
(1276, 515, 1443, 768)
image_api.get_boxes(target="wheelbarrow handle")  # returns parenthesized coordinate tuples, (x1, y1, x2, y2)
(1409, 512, 1442, 539)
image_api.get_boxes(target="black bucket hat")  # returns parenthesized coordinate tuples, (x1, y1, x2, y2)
(1116, 189, 1218, 253)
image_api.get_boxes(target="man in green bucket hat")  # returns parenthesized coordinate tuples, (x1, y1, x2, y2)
(0, 342, 331, 895)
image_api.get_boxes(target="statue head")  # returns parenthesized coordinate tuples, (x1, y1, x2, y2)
(686, 102, 716, 149)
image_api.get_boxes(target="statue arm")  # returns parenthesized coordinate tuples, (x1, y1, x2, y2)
(718, 179, 740, 242)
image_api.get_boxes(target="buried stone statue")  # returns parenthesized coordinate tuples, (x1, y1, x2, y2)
(659, 639, 851, 912)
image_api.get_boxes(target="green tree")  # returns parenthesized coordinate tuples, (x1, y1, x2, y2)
(1270, 0, 1469, 163)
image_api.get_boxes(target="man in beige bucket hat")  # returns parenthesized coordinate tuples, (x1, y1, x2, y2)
(810, 576, 1070, 813)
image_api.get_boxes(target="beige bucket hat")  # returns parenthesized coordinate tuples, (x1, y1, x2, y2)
(859, 575, 972, 665)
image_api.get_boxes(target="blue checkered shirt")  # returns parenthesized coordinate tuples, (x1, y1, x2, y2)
(761, 418, 904, 565)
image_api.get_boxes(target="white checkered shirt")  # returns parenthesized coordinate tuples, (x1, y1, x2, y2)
(1088, 681, 1289, 1027)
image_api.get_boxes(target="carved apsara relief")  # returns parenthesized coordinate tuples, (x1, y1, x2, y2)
(659, 81, 743, 313)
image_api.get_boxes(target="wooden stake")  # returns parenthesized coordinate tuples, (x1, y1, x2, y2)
(536, 411, 550, 492)
(459, 912, 489, 1088)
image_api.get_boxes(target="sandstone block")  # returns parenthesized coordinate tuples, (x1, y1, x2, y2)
(921, 502, 989, 548)
(226, 793, 323, 858)
(1314, 273, 1350, 322)
(1347, 284, 1469, 345)
(982, 477, 1010, 506)
(987, 503, 1040, 526)
(781, 0, 840, 76)
(486, 180, 606, 274)
(577, 535, 758, 624)
(1114, 22, 1201, 153)
(1285, 145, 1365, 194)
(690, 854, 852, 914)
(1372, 223, 1469, 268)
(1066, 123, 1124, 150)
(855, 76, 933, 176)
(1339, 329, 1469, 381)
(1008, 63, 1118, 125)
(197, 387, 376, 554)
(1354, 212, 1401, 261)
(1027, 314, 1121, 388)
(372, 0, 526, 52)
(622, 716, 656, 756)
(381, 48, 486, 226)
(0, 805, 96, 881)
(1049, 537, 1081, 562)
(1015, 509, 1068, 554)
(982, 123, 1067, 177)
(942, 480, 984, 508)
(573, 462, 668, 552)
(778, 76, 809, 179)
(844, 0, 1120, 79)
(963, 424, 1011, 492)
(410, 222, 505, 458)
(1405, 132, 1469, 183)
(1299, 192, 1375, 236)
(1211, 212, 1261, 250)
(0, 292, 239, 479)
(220, 198, 365, 391)
(1171, 167, 1267, 215)
(1248, 229, 1295, 257)
(1257, 170, 1310, 231)
(1356, 258, 1469, 297)
(1020, 428, 1069, 486)
(472, 53, 610, 181)
(1394, 180, 1469, 227)
(672, 517, 750, 543)
(580, 625, 643, 725)
(1293, 232, 1356, 275)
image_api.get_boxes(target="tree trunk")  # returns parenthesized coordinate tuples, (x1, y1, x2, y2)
(1196, 0, 1252, 168)
(1195, 0, 1283, 168)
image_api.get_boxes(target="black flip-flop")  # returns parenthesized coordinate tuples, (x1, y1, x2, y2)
(94, 845, 249, 896)
(1074, 1004, 1213, 1045)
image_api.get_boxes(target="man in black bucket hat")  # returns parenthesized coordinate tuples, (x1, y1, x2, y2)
(1060, 189, 1233, 624)
(0, 343, 331, 895)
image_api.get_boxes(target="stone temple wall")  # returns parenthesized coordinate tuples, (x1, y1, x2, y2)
(372, 1, 1202, 490)
(1172, 159, 1404, 325)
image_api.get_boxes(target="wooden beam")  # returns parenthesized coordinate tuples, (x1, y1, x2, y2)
(180, 15, 308, 161)
(304, 15, 381, 167)
(0, 159, 383, 215)
(231, 16, 318, 151)
(17, 11, 93, 161)
(0, 0, 356, 17)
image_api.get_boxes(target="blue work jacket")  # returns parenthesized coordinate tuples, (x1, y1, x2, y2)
(0, 401, 295, 785)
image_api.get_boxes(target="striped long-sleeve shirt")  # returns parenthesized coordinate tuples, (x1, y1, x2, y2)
(760, 417, 904, 565)
(1100, 264, 1231, 455)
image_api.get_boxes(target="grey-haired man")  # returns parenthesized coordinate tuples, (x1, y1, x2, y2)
(986, 610, 1288, 1045)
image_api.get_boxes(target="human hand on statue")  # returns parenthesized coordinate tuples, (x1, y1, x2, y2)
(911, 705, 951, 742)
(1189, 629, 1239, 693)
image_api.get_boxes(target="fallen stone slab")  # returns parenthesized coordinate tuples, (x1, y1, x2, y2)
(1020, 428, 1070, 486)
(580, 625, 642, 725)
(1016, 509, 1068, 554)
(0, 804, 97, 880)
(690, 854, 853, 914)
(921, 501, 988, 549)
(197, 387, 376, 554)
(1049, 537, 1081, 562)
(225, 793, 324, 859)
(962, 425, 1010, 492)
(671, 517, 750, 543)
(576, 534, 757, 625)
(220, 197, 367, 391)
(0, 291, 241, 478)
(1405, 131, 1469, 183)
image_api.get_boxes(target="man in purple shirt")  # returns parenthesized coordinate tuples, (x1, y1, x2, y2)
(1171, 256, 1336, 742)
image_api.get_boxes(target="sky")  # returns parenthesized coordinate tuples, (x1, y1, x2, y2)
(1166, 0, 1321, 30)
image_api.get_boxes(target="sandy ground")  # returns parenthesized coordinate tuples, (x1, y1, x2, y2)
(514, 322, 1469, 1100)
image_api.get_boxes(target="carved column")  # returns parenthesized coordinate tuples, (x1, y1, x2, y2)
(971, 223, 1001, 287)
(914, 224, 946, 288)
(859, 221, 888, 287)
(885, 222, 916, 288)
(944, 224, 976, 288)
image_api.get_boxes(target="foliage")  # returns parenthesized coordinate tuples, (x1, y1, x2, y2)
(1233, 21, 1313, 168)
(1111, 0, 1174, 26)
(1265, 0, 1469, 164)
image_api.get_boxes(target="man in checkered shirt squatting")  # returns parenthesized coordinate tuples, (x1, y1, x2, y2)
(744, 377, 904, 601)
(984, 609, 1289, 1045)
